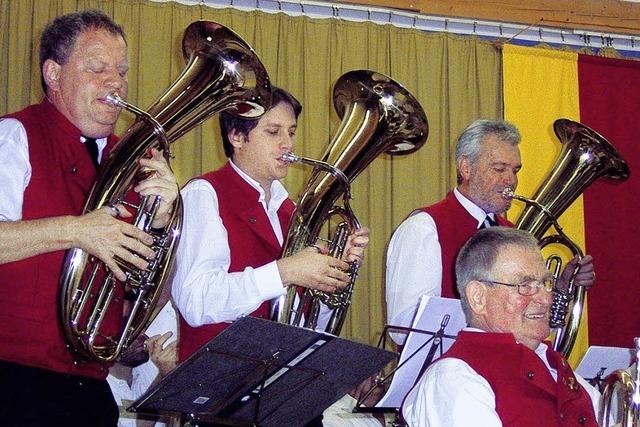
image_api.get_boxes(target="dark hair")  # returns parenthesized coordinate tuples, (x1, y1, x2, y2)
(220, 87, 302, 158)
(454, 119, 521, 185)
(39, 9, 127, 93)
(455, 227, 539, 318)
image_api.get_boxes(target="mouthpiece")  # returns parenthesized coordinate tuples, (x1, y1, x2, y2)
(104, 93, 125, 108)
(281, 152, 300, 163)
(502, 187, 515, 200)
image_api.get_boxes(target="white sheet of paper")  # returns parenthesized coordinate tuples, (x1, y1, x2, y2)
(144, 301, 178, 347)
(575, 345, 634, 380)
(376, 295, 465, 408)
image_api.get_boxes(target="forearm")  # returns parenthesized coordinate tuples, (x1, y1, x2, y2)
(172, 261, 284, 327)
(0, 216, 76, 264)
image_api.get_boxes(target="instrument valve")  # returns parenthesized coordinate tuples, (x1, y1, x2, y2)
(549, 291, 570, 328)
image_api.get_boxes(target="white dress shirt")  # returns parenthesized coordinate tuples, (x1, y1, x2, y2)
(171, 161, 289, 328)
(385, 189, 494, 342)
(402, 329, 601, 427)
(0, 117, 107, 221)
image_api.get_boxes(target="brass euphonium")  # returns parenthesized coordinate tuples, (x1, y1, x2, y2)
(59, 21, 271, 362)
(274, 70, 428, 335)
(503, 119, 629, 357)
(600, 337, 640, 427)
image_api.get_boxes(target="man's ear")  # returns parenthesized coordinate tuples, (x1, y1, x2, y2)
(228, 129, 245, 150)
(42, 59, 61, 92)
(465, 280, 488, 315)
(459, 156, 473, 182)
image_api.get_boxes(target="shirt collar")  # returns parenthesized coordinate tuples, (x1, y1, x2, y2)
(229, 160, 289, 211)
(80, 135, 108, 153)
(454, 187, 495, 227)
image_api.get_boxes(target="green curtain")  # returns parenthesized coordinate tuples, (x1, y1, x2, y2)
(0, 0, 501, 345)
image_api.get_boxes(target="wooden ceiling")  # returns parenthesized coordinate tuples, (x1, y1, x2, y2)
(336, 0, 640, 36)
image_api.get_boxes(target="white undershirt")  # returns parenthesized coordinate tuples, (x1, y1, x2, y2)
(385, 189, 493, 342)
(0, 117, 107, 221)
(170, 161, 290, 328)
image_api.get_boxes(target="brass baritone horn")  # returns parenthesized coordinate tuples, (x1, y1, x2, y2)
(274, 70, 428, 335)
(600, 337, 640, 427)
(59, 21, 271, 362)
(504, 119, 629, 357)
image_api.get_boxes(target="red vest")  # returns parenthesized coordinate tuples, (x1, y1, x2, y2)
(178, 163, 295, 361)
(0, 100, 118, 379)
(442, 331, 597, 427)
(420, 192, 512, 298)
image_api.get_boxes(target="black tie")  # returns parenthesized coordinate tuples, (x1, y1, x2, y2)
(83, 136, 99, 169)
(479, 215, 498, 229)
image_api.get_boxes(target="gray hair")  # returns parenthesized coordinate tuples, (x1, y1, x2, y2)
(455, 227, 539, 319)
(39, 9, 127, 94)
(455, 120, 521, 184)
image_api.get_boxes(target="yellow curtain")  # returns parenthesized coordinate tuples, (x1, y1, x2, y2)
(0, 0, 501, 345)
(503, 44, 588, 366)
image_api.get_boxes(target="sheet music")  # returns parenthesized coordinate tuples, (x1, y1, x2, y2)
(144, 301, 178, 347)
(575, 345, 634, 381)
(376, 295, 465, 408)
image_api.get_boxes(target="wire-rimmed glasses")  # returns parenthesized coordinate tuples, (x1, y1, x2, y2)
(480, 278, 555, 296)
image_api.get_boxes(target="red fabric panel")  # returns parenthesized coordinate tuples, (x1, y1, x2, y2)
(578, 55, 640, 347)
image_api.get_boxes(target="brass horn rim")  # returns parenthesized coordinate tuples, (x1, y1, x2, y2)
(332, 70, 428, 156)
(181, 21, 272, 119)
(553, 118, 630, 181)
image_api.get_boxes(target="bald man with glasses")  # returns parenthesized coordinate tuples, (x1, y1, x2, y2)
(403, 227, 601, 427)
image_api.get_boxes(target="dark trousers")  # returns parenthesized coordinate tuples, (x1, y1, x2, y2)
(0, 360, 118, 427)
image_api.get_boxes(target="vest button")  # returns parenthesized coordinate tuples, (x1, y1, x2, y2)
(527, 371, 534, 379)
(578, 416, 587, 424)
(70, 166, 78, 174)
(249, 217, 257, 224)
(559, 412, 564, 420)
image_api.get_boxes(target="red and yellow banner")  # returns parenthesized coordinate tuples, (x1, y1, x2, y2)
(503, 44, 640, 365)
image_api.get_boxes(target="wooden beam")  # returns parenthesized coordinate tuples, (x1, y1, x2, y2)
(336, 0, 640, 36)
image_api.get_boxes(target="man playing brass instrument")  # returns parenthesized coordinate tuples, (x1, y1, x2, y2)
(385, 119, 595, 344)
(171, 87, 369, 361)
(403, 227, 601, 426)
(0, 10, 178, 425)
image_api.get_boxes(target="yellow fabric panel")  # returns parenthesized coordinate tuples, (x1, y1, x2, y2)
(502, 44, 588, 366)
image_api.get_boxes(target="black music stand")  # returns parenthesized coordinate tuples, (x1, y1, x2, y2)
(128, 316, 395, 427)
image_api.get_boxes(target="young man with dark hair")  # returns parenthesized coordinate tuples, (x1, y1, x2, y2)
(172, 87, 369, 361)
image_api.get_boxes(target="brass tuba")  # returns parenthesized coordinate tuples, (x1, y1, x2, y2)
(273, 70, 428, 335)
(600, 337, 640, 427)
(59, 21, 271, 362)
(504, 119, 629, 357)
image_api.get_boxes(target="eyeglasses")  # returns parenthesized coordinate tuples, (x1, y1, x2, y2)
(480, 278, 555, 296)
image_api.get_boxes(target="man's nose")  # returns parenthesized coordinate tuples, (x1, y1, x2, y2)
(534, 285, 553, 306)
(105, 70, 125, 91)
(281, 134, 294, 151)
